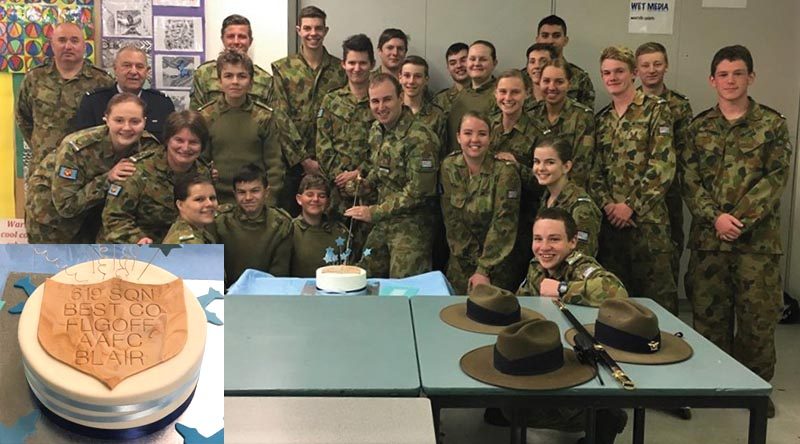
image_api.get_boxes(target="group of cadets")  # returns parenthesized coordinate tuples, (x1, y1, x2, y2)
(17, 6, 791, 429)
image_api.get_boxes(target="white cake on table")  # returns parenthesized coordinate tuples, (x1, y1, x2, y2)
(17, 258, 206, 438)
(315, 265, 367, 293)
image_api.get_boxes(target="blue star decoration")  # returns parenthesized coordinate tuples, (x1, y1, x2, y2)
(335, 236, 346, 247)
(175, 423, 224, 444)
(8, 275, 35, 314)
(363, 248, 372, 257)
(148, 244, 183, 257)
(0, 409, 40, 443)
(341, 249, 351, 261)
(197, 288, 224, 326)
(323, 247, 337, 264)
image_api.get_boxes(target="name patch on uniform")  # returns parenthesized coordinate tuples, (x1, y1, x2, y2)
(577, 231, 589, 242)
(420, 159, 434, 170)
(507, 190, 519, 199)
(379, 167, 390, 174)
(317, 107, 324, 118)
(108, 184, 123, 196)
(582, 266, 598, 279)
(659, 126, 671, 135)
(58, 166, 78, 181)
(178, 234, 196, 242)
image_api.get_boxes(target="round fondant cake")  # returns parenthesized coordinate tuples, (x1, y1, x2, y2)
(316, 265, 367, 293)
(17, 258, 206, 438)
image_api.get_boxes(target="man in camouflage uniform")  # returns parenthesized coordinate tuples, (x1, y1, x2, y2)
(400, 56, 446, 155)
(681, 46, 791, 417)
(271, 6, 347, 214)
(214, 164, 293, 287)
(199, 50, 292, 206)
(591, 46, 677, 315)
(432, 42, 469, 114)
(635, 42, 693, 284)
(535, 15, 595, 108)
(344, 74, 439, 278)
(190, 15, 272, 110)
(373, 28, 408, 78)
(16, 22, 114, 177)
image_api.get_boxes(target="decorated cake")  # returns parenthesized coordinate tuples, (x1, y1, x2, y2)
(316, 265, 367, 293)
(17, 258, 206, 438)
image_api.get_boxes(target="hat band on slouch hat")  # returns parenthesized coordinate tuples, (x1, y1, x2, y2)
(493, 345, 564, 376)
(595, 321, 661, 354)
(466, 299, 521, 326)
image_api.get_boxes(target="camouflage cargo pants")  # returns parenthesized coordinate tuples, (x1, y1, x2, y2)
(598, 222, 678, 314)
(665, 181, 685, 285)
(360, 215, 433, 278)
(446, 255, 520, 296)
(685, 250, 782, 381)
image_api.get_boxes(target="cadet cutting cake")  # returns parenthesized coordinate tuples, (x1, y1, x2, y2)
(17, 258, 206, 438)
(316, 265, 367, 293)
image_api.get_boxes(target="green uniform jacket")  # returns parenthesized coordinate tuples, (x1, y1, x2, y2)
(415, 100, 447, 159)
(440, 153, 521, 278)
(565, 59, 595, 109)
(366, 108, 440, 223)
(680, 98, 791, 254)
(215, 205, 293, 285)
(517, 251, 629, 307)
(316, 85, 374, 180)
(101, 149, 212, 243)
(271, 48, 347, 159)
(190, 60, 273, 110)
(16, 60, 114, 172)
(290, 216, 350, 277)
(199, 97, 293, 205)
(591, 90, 674, 224)
(162, 217, 217, 244)
(540, 181, 601, 257)
(432, 84, 462, 114)
(446, 77, 498, 153)
(531, 98, 596, 188)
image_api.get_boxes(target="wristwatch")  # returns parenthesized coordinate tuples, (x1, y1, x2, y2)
(557, 281, 569, 298)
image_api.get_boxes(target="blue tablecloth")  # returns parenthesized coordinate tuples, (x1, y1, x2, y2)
(227, 269, 453, 296)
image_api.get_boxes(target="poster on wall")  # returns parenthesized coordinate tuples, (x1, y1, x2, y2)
(154, 0, 201, 7)
(628, 1, 675, 34)
(101, 0, 153, 38)
(163, 90, 190, 111)
(155, 54, 198, 90)
(154, 16, 203, 52)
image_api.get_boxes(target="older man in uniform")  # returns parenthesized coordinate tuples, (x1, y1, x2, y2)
(344, 74, 439, 278)
(76, 46, 175, 138)
(535, 15, 595, 108)
(16, 22, 114, 177)
(271, 5, 346, 214)
(591, 46, 677, 315)
(190, 14, 272, 110)
(432, 42, 469, 114)
(681, 45, 791, 418)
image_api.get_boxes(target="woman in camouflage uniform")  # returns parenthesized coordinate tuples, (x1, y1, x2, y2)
(440, 112, 521, 294)
(533, 138, 601, 257)
(162, 175, 219, 244)
(25, 93, 160, 243)
(101, 111, 213, 244)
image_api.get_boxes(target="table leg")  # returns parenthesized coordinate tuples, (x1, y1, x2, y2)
(748, 397, 768, 444)
(518, 408, 528, 443)
(509, 408, 524, 444)
(633, 407, 645, 444)
(584, 407, 596, 444)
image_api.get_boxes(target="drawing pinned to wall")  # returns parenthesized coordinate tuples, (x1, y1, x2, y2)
(155, 54, 198, 90)
(154, 16, 203, 52)
(163, 90, 190, 111)
(153, 0, 201, 7)
(102, 0, 153, 38)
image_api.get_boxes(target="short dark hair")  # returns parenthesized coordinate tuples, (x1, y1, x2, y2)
(710, 45, 753, 76)
(535, 207, 578, 240)
(470, 40, 497, 62)
(297, 173, 330, 194)
(221, 14, 252, 39)
(342, 33, 374, 65)
(369, 72, 402, 96)
(445, 42, 468, 59)
(174, 174, 214, 204)
(163, 111, 210, 153)
(542, 58, 572, 81)
(401, 55, 429, 77)
(298, 5, 326, 25)
(526, 43, 557, 60)
(458, 111, 491, 133)
(232, 163, 268, 189)
(534, 137, 574, 163)
(537, 15, 568, 35)
(635, 42, 668, 63)
(216, 49, 254, 80)
(105, 92, 146, 117)
(377, 28, 408, 50)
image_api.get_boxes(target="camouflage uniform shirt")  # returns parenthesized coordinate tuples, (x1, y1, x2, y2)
(680, 98, 791, 254)
(101, 148, 212, 243)
(15, 60, 114, 174)
(316, 86, 374, 180)
(190, 60, 273, 110)
(517, 251, 629, 307)
(540, 181, 601, 257)
(565, 59, 595, 109)
(591, 90, 674, 224)
(414, 100, 447, 159)
(163, 217, 218, 244)
(432, 84, 463, 114)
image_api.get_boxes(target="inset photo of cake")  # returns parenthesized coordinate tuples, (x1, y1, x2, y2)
(0, 244, 224, 443)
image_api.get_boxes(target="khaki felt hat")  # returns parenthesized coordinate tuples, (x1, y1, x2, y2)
(440, 283, 544, 334)
(565, 299, 693, 365)
(461, 319, 596, 390)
